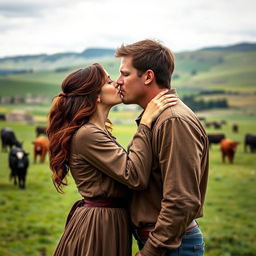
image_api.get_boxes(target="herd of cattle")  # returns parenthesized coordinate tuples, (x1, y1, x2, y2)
(1, 121, 256, 190)
(205, 120, 256, 163)
(1, 126, 48, 189)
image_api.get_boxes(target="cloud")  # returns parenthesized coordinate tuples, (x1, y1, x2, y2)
(0, 0, 89, 17)
(0, 0, 255, 57)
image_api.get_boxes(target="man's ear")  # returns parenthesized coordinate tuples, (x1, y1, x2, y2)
(144, 70, 154, 85)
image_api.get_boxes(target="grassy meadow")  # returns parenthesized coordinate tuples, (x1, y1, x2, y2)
(0, 107, 256, 256)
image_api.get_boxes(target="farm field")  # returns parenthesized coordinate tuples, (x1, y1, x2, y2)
(0, 108, 256, 256)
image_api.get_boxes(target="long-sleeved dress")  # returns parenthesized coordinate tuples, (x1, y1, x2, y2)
(53, 122, 152, 256)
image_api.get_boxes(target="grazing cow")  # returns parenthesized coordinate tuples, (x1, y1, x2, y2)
(207, 133, 226, 148)
(0, 113, 6, 121)
(32, 136, 49, 163)
(205, 122, 212, 128)
(232, 123, 239, 133)
(212, 121, 222, 129)
(220, 120, 227, 125)
(244, 133, 256, 153)
(198, 117, 206, 122)
(9, 147, 29, 189)
(220, 139, 240, 164)
(35, 126, 47, 137)
(1, 128, 22, 152)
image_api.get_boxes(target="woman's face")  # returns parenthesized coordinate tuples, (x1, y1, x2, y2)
(99, 72, 122, 106)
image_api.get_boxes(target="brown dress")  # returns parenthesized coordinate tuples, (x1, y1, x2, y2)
(53, 123, 153, 256)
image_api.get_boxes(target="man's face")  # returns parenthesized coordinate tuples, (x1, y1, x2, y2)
(117, 56, 145, 105)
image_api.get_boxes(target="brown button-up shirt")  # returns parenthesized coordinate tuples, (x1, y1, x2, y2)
(130, 89, 209, 256)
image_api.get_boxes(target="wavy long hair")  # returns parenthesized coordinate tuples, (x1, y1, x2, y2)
(47, 63, 107, 193)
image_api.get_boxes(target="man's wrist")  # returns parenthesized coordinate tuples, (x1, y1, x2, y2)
(140, 239, 166, 256)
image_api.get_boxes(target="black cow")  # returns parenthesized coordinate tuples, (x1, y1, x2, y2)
(1, 128, 22, 152)
(35, 126, 47, 137)
(232, 123, 239, 133)
(207, 133, 226, 148)
(212, 122, 222, 130)
(0, 113, 6, 121)
(244, 134, 256, 153)
(9, 147, 29, 189)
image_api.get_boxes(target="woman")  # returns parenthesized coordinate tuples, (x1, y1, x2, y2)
(47, 63, 177, 256)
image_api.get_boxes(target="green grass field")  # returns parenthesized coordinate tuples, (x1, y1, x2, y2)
(0, 108, 256, 256)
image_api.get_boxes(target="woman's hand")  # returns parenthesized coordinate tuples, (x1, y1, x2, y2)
(140, 90, 178, 128)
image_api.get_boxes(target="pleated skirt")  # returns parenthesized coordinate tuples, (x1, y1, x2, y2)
(53, 207, 132, 256)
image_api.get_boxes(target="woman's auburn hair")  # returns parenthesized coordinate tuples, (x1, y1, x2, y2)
(47, 63, 107, 193)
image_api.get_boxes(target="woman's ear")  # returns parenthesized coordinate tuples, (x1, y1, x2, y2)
(144, 69, 154, 85)
(97, 95, 101, 103)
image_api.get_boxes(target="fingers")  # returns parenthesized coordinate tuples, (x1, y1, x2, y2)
(159, 99, 177, 108)
(152, 96, 177, 106)
(159, 101, 177, 112)
(161, 96, 178, 104)
(162, 94, 177, 101)
(155, 95, 177, 107)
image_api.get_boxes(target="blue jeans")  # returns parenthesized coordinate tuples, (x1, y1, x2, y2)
(135, 227, 205, 256)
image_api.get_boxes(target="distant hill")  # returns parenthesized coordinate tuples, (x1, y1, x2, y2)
(0, 42, 255, 72)
(80, 48, 115, 58)
(172, 43, 256, 93)
(0, 47, 116, 71)
(0, 42, 256, 100)
(202, 42, 256, 52)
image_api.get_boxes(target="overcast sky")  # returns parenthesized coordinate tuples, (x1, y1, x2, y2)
(0, 0, 255, 57)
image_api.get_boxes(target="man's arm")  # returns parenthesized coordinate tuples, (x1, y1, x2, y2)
(140, 117, 205, 256)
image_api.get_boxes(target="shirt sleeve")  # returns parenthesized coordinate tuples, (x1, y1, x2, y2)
(74, 124, 152, 190)
(141, 118, 205, 256)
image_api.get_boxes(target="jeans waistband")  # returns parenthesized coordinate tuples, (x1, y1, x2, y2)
(134, 220, 198, 240)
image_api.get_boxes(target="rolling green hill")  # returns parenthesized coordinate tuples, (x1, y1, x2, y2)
(174, 50, 256, 93)
(0, 47, 115, 71)
(0, 42, 255, 109)
(0, 58, 121, 97)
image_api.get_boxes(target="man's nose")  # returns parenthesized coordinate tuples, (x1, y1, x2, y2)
(117, 76, 123, 85)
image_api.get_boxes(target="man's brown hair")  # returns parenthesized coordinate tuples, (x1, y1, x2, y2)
(115, 39, 175, 88)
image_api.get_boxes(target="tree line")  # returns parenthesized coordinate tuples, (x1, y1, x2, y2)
(182, 95, 229, 111)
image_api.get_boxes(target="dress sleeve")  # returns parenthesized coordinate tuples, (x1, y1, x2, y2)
(141, 118, 205, 256)
(74, 124, 152, 190)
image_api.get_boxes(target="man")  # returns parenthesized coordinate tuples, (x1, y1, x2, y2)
(116, 39, 209, 256)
